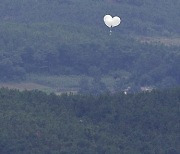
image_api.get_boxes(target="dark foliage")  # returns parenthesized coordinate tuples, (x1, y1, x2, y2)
(0, 88, 179, 153)
(0, 0, 180, 89)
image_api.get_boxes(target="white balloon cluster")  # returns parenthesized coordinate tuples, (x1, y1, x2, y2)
(104, 15, 121, 29)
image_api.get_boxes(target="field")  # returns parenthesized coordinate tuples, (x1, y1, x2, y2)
(138, 36, 180, 46)
(0, 74, 116, 94)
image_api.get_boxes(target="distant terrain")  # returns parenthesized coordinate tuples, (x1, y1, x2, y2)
(0, 75, 116, 94)
(138, 37, 180, 46)
(0, 1, 180, 153)
(0, 0, 180, 93)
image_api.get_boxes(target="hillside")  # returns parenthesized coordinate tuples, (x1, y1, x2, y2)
(0, 0, 180, 92)
(1, 0, 180, 36)
(0, 88, 179, 153)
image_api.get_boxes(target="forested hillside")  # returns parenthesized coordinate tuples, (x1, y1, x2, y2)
(0, 1, 179, 153)
(1, 0, 180, 35)
(0, 88, 179, 153)
(0, 0, 180, 91)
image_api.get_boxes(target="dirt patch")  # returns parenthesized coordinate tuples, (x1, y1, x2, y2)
(0, 82, 50, 91)
(138, 37, 180, 46)
(0, 82, 78, 95)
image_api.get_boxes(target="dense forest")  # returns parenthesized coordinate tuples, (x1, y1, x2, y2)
(0, 88, 179, 153)
(0, 0, 180, 92)
(0, 1, 179, 153)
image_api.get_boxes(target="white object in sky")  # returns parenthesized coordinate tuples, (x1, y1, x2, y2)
(104, 15, 121, 28)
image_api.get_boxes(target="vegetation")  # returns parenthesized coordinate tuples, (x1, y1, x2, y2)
(1, 0, 180, 35)
(0, 88, 179, 153)
(0, 0, 180, 91)
(0, 1, 179, 153)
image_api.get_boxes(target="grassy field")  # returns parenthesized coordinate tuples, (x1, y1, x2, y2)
(0, 82, 54, 93)
(138, 36, 180, 46)
(0, 74, 116, 94)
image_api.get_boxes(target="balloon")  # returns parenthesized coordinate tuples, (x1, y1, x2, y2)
(112, 16, 121, 27)
(104, 15, 121, 28)
(104, 15, 113, 28)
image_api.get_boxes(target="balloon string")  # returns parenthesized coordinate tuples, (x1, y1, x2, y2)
(110, 27, 112, 35)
